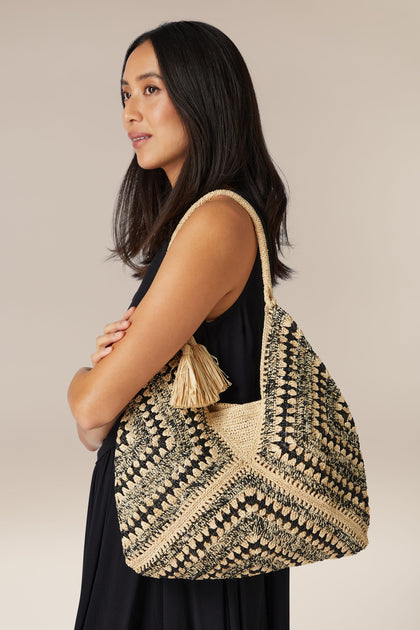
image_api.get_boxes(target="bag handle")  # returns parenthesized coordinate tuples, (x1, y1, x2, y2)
(167, 189, 275, 407)
(167, 189, 276, 308)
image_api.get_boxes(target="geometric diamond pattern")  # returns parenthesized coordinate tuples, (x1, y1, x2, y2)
(114, 190, 370, 580)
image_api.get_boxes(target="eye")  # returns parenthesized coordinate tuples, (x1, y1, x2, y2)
(145, 85, 159, 95)
(121, 90, 130, 103)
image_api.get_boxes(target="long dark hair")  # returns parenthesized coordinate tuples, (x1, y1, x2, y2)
(109, 20, 294, 285)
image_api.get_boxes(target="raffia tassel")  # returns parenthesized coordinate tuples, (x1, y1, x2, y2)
(170, 337, 232, 408)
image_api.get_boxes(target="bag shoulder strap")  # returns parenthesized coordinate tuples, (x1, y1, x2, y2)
(167, 189, 276, 308)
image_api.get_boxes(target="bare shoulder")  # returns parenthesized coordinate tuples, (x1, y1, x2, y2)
(173, 194, 257, 256)
(195, 194, 255, 233)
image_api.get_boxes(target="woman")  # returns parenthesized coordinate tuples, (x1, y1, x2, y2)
(69, 20, 293, 630)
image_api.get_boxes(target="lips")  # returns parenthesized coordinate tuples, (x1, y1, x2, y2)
(133, 138, 150, 149)
(128, 132, 152, 140)
(128, 132, 152, 149)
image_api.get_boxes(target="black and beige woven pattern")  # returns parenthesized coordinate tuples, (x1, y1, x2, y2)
(114, 190, 370, 579)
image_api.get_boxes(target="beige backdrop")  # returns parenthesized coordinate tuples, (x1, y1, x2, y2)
(1, 0, 418, 628)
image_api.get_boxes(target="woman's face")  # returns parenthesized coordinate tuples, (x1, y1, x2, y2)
(121, 40, 189, 187)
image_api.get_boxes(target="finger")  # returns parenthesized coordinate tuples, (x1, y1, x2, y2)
(92, 346, 113, 361)
(121, 306, 136, 320)
(91, 345, 113, 367)
(102, 307, 135, 335)
(103, 319, 131, 335)
(96, 330, 125, 350)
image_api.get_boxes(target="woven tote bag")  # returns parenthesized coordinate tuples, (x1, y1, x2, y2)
(114, 189, 370, 580)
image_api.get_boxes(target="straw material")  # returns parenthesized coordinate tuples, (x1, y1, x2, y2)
(114, 190, 370, 580)
(170, 337, 232, 408)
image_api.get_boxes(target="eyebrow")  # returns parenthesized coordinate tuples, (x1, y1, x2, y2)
(121, 72, 163, 86)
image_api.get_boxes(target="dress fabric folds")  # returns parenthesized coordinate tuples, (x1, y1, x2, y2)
(74, 199, 290, 629)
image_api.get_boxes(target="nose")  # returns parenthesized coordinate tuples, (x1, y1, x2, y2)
(122, 95, 143, 124)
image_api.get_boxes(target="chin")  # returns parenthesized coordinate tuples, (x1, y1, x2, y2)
(135, 152, 164, 169)
(136, 157, 155, 170)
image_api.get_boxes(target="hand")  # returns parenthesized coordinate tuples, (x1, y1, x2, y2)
(90, 306, 136, 368)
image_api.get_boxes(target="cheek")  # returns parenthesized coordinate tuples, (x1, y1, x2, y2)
(169, 113, 188, 146)
(159, 103, 185, 134)
(151, 100, 188, 148)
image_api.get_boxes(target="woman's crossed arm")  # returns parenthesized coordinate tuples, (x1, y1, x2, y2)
(68, 197, 257, 448)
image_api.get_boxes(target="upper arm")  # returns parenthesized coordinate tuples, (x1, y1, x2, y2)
(75, 197, 256, 429)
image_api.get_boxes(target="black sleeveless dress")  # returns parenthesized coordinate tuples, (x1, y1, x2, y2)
(74, 200, 290, 630)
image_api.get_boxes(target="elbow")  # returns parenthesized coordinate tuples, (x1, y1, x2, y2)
(67, 374, 95, 430)
(67, 369, 119, 430)
(71, 403, 104, 431)
(68, 393, 102, 431)
(74, 412, 98, 432)
(67, 368, 106, 430)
